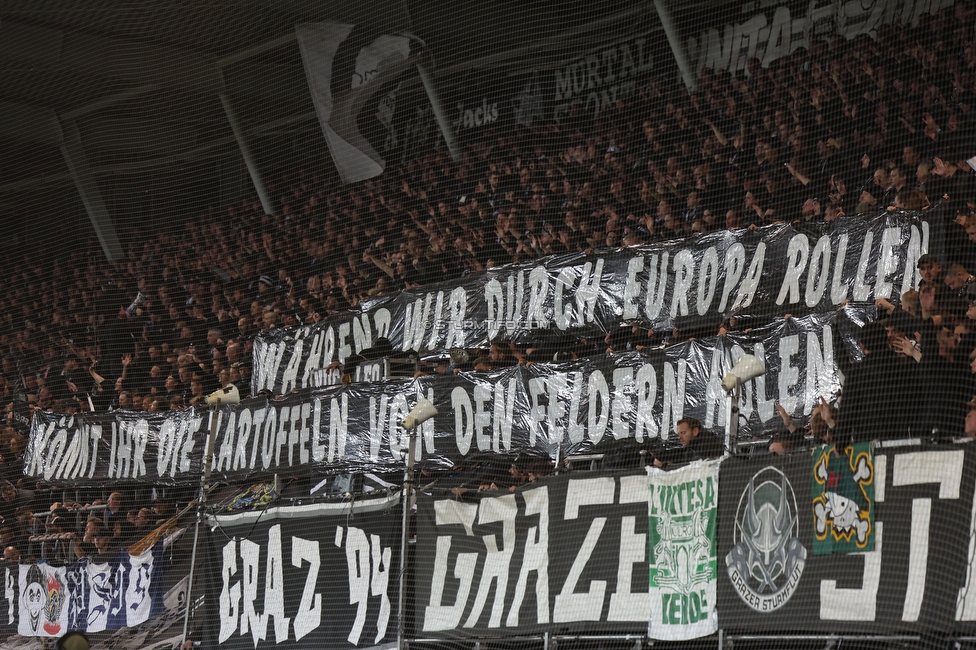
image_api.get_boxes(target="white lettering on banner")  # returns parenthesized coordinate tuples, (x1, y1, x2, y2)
(428, 292, 446, 350)
(821, 522, 883, 620)
(553, 34, 654, 120)
(853, 231, 874, 301)
(219, 540, 240, 643)
(157, 416, 200, 478)
(211, 401, 318, 476)
(719, 242, 745, 311)
(645, 253, 669, 320)
(686, 0, 953, 75)
(403, 293, 434, 352)
(609, 475, 650, 621)
(661, 361, 687, 437)
(704, 347, 731, 430)
(776, 234, 809, 306)
(732, 242, 765, 310)
(218, 524, 390, 646)
(902, 224, 926, 294)
(342, 526, 391, 645)
(264, 526, 289, 643)
(623, 257, 643, 320)
(464, 495, 517, 628)
(291, 537, 321, 641)
(554, 478, 615, 623)
(806, 236, 831, 307)
(818, 450, 967, 622)
(611, 368, 634, 441)
(424, 476, 652, 632)
(425, 500, 480, 631)
(697, 247, 719, 316)
(258, 309, 391, 391)
(528, 267, 550, 329)
(453, 98, 499, 131)
(874, 227, 901, 300)
(958, 473, 976, 620)
(328, 396, 347, 463)
(830, 234, 850, 304)
(484, 272, 527, 340)
(27, 416, 103, 481)
(508, 486, 551, 627)
(453, 387, 474, 455)
(892, 451, 964, 621)
(778, 335, 800, 413)
(804, 330, 835, 414)
(671, 250, 695, 318)
(634, 364, 658, 442)
(108, 419, 148, 479)
(587, 371, 610, 445)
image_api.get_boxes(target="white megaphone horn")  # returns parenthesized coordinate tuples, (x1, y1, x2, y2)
(205, 384, 241, 407)
(402, 397, 438, 430)
(721, 354, 765, 392)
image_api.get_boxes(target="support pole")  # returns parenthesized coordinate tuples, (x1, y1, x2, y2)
(219, 93, 276, 216)
(398, 0, 461, 162)
(416, 63, 461, 162)
(182, 407, 219, 644)
(59, 120, 125, 262)
(397, 423, 418, 650)
(724, 384, 740, 457)
(652, 0, 699, 92)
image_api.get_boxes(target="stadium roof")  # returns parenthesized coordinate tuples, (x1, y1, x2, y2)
(0, 0, 660, 254)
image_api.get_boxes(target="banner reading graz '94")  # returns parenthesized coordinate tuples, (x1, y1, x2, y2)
(205, 494, 401, 650)
(26, 308, 867, 485)
(253, 210, 929, 395)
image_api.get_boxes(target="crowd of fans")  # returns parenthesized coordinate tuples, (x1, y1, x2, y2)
(0, 2, 970, 539)
(0, 485, 182, 567)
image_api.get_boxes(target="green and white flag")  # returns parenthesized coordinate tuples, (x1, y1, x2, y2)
(647, 459, 720, 641)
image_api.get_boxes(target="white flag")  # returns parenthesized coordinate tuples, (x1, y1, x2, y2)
(296, 23, 423, 184)
(126, 545, 158, 627)
(647, 459, 721, 641)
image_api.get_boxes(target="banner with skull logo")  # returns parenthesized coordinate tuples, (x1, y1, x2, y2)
(812, 443, 875, 555)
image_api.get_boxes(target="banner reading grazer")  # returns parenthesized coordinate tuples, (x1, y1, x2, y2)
(205, 494, 400, 650)
(414, 471, 651, 637)
(252, 210, 928, 395)
(26, 309, 866, 486)
(648, 460, 719, 641)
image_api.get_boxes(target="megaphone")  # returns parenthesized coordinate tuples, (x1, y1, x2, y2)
(125, 292, 147, 316)
(206, 384, 240, 407)
(721, 354, 765, 391)
(402, 397, 438, 429)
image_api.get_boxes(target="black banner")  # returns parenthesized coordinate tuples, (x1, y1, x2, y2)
(253, 211, 928, 395)
(414, 471, 652, 636)
(205, 494, 401, 650)
(717, 445, 976, 636)
(27, 309, 868, 485)
(679, 0, 953, 77)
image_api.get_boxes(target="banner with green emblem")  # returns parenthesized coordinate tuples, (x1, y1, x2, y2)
(812, 442, 875, 555)
(647, 459, 720, 641)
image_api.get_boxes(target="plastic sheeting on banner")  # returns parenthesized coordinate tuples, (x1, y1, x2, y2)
(26, 307, 871, 486)
(252, 210, 929, 395)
